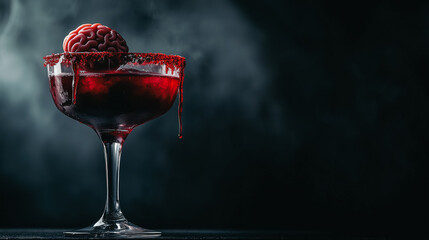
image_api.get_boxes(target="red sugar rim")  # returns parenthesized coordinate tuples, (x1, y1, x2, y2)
(43, 52, 186, 72)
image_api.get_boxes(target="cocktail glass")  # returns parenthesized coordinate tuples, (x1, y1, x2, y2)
(44, 52, 185, 238)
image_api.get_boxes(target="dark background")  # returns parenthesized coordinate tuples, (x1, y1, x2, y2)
(0, 0, 427, 235)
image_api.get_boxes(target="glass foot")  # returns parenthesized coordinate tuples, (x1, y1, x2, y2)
(64, 219, 161, 238)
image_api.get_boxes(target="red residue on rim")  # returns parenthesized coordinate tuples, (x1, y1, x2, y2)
(43, 52, 186, 138)
(43, 52, 185, 72)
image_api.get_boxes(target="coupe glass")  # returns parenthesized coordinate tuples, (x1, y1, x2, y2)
(44, 52, 185, 237)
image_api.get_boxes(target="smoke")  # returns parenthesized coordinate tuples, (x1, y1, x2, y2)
(0, 0, 276, 226)
(0, 0, 271, 135)
(0, 0, 93, 185)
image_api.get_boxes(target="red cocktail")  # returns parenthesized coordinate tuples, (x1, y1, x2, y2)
(50, 71, 180, 131)
(44, 52, 185, 237)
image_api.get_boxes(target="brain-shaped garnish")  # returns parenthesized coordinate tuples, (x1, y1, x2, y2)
(63, 23, 129, 52)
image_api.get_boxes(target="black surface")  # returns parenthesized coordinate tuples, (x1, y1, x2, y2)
(0, 229, 405, 240)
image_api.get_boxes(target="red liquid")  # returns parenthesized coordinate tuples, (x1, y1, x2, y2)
(49, 71, 180, 132)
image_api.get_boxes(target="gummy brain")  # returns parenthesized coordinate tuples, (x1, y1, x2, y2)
(63, 23, 129, 53)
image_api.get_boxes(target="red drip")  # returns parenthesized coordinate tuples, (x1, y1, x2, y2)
(178, 69, 184, 139)
(72, 62, 79, 104)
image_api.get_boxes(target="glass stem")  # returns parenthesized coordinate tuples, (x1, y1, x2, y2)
(97, 130, 130, 224)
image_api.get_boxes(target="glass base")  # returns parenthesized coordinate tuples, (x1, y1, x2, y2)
(64, 219, 161, 238)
